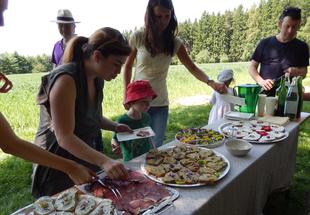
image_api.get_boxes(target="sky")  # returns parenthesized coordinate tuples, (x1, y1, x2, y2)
(0, 0, 260, 56)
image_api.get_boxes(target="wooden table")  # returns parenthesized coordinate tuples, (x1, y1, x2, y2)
(126, 112, 310, 215)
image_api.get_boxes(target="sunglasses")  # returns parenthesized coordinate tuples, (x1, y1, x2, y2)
(282, 7, 301, 18)
(0, 73, 13, 93)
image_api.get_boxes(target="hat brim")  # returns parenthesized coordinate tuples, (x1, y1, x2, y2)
(51, 20, 80, 24)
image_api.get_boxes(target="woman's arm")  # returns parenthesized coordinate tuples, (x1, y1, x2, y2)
(0, 113, 94, 185)
(49, 75, 128, 179)
(176, 44, 226, 93)
(123, 48, 137, 108)
(99, 115, 132, 133)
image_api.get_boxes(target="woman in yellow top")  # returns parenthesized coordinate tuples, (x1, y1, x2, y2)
(124, 0, 226, 147)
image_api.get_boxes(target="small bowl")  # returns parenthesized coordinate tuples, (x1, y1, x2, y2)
(225, 139, 253, 156)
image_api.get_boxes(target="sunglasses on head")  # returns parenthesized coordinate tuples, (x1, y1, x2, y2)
(282, 7, 301, 18)
(0, 73, 13, 93)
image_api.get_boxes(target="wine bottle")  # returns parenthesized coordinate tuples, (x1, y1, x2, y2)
(284, 77, 299, 120)
(275, 77, 287, 116)
(296, 76, 304, 119)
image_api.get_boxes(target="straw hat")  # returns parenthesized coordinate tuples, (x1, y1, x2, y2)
(125, 80, 157, 105)
(51, 9, 80, 24)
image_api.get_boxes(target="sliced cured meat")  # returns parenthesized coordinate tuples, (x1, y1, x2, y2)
(136, 130, 150, 137)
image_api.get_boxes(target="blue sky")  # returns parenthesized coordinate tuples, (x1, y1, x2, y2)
(0, 0, 260, 56)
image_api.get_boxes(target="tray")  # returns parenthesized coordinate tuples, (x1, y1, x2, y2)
(141, 146, 230, 187)
(218, 122, 289, 144)
(77, 171, 179, 215)
(175, 128, 225, 149)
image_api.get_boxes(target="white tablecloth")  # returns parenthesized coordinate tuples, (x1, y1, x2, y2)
(126, 112, 310, 215)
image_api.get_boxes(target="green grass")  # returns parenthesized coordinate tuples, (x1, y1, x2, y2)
(0, 62, 309, 215)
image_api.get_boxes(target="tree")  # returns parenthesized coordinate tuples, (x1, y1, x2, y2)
(229, 5, 248, 62)
(299, 16, 310, 46)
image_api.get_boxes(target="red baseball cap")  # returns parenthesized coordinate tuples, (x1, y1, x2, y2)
(125, 80, 157, 105)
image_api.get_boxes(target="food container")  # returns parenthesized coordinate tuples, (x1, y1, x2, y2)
(225, 139, 252, 156)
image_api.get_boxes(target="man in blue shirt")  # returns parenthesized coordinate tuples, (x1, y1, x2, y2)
(249, 7, 309, 95)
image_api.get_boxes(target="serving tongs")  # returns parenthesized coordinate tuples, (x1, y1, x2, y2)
(96, 178, 122, 199)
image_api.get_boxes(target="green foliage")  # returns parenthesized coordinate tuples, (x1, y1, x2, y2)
(177, 0, 309, 63)
(299, 16, 310, 46)
(0, 53, 52, 75)
(196, 49, 210, 64)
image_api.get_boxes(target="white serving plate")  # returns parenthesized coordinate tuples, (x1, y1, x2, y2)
(218, 122, 289, 144)
(141, 146, 230, 187)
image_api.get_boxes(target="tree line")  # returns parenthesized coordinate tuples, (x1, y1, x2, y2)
(1, 0, 309, 74)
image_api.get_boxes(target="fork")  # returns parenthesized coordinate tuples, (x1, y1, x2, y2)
(97, 179, 121, 199)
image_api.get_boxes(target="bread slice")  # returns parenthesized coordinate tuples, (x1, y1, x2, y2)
(34, 196, 55, 215)
(54, 188, 77, 212)
(74, 196, 96, 215)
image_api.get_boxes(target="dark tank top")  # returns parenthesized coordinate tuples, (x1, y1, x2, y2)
(32, 63, 104, 197)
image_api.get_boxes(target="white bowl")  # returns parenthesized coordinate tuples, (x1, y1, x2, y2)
(225, 139, 253, 156)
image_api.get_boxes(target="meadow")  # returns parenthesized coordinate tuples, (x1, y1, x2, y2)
(0, 62, 309, 215)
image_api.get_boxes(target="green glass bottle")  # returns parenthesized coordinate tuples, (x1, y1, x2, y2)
(275, 77, 288, 116)
(296, 76, 304, 119)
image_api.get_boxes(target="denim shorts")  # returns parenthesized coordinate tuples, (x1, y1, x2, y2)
(148, 106, 169, 147)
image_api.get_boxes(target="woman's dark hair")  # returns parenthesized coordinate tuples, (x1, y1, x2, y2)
(63, 27, 131, 64)
(144, 0, 178, 56)
(279, 6, 301, 21)
(62, 27, 131, 112)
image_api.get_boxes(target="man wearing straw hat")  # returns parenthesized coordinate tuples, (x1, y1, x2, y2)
(51, 9, 80, 67)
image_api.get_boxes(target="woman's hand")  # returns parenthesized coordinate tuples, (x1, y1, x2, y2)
(209, 81, 227, 94)
(115, 123, 133, 133)
(67, 162, 97, 185)
(258, 79, 274, 91)
(102, 158, 128, 180)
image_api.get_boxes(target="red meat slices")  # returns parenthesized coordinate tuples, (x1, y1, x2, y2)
(89, 171, 170, 215)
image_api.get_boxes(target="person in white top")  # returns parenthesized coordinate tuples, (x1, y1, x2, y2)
(208, 69, 235, 125)
(124, 0, 226, 147)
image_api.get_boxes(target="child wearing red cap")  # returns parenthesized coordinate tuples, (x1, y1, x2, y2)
(111, 80, 157, 161)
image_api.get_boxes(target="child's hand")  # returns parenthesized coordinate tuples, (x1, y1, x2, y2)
(111, 140, 122, 158)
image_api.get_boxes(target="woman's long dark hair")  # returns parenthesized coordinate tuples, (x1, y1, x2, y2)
(144, 0, 178, 56)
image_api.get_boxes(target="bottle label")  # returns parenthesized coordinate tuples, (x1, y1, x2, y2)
(284, 101, 298, 114)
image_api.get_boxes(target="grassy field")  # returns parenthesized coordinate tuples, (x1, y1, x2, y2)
(0, 62, 309, 215)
